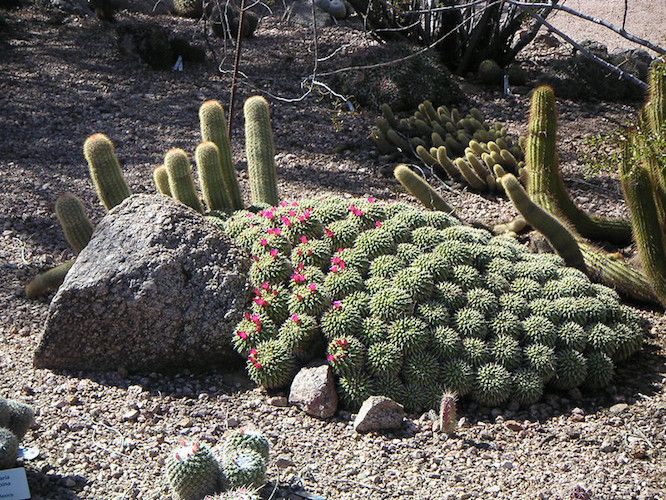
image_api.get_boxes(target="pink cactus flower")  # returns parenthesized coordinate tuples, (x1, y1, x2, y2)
(288, 209, 297, 217)
(280, 200, 289, 207)
(300, 235, 309, 244)
(280, 216, 292, 227)
(270, 248, 279, 257)
(367, 196, 377, 203)
(325, 227, 335, 238)
(336, 338, 349, 348)
(237, 331, 249, 340)
(308, 283, 318, 292)
(375, 220, 383, 228)
(332, 300, 343, 309)
(246, 212, 255, 218)
(260, 238, 269, 247)
(291, 313, 300, 323)
(249, 348, 258, 356)
(253, 297, 268, 307)
(330, 265, 340, 273)
(327, 354, 336, 362)
(267, 227, 282, 236)
(261, 282, 271, 290)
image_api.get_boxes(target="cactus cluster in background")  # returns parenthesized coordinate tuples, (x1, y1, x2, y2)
(222, 195, 644, 413)
(166, 429, 269, 500)
(371, 100, 526, 194)
(0, 397, 35, 469)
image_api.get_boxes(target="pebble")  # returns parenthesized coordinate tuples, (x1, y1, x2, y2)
(122, 409, 139, 422)
(268, 396, 289, 407)
(609, 403, 629, 414)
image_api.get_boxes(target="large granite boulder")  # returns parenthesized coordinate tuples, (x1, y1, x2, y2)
(34, 194, 250, 372)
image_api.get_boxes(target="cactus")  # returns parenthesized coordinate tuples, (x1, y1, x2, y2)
(223, 430, 270, 461)
(474, 363, 512, 406)
(438, 391, 458, 434)
(477, 59, 503, 85)
(199, 100, 244, 210)
(25, 260, 75, 298)
(393, 164, 454, 213)
(5, 400, 35, 440)
(172, 0, 203, 17)
(83, 133, 132, 210)
(164, 148, 204, 213)
(166, 441, 220, 500)
(153, 165, 172, 196)
(196, 141, 232, 211)
(244, 96, 279, 206)
(55, 193, 94, 254)
(525, 85, 632, 245)
(246, 339, 296, 389)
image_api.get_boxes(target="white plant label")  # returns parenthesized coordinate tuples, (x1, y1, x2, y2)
(0, 468, 30, 500)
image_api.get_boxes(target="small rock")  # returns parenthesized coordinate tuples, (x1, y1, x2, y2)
(268, 396, 289, 407)
(353, 396, 405, 433)
(227, 417, 240, 428)
(504, 420, 523, 432)
(289, 365, 338, 419)
(600, 440, 617, 453)
(609, 403, 628, 414)
(274, 455, 295, 468)
(122, 409, 139, 422)
(630, 442, 648, 459)
(177, 417, 193, 428)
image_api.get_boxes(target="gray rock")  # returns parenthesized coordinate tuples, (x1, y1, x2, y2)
(285, 0, 336, 27)
(289, 365, 338, 419)
(353, 396, 405, 433)
(34, 194, 250, 372)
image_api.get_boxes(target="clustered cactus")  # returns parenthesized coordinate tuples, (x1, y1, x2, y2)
(0, 397, 35, 469)
(371, 101, 526, 193)
(26, 96, 278, 298)
(496, 61, 666, 307)
(224, 195, 644, 412)
(166, 429, 269, 500)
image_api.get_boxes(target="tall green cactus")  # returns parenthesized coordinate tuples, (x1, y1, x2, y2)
(153, 165, 172, 196)
(195, 141, 232, 211)
(498, 172, 585, 270)
(55, 193, 94, 254)
(526, 86, 633, 245)
(83, 134, 132, 210)
(393, 164, 454, 213)
(199, 100, 244, 210)
(164, 149, 204, 213)
(25, 260, 75, 298)
(244, 96, 279, 206)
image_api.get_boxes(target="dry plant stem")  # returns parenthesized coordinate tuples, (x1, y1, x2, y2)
(227, 0, 247, 140)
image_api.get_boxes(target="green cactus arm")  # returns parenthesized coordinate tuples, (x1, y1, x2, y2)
(199, 100, 244, 210)
(454, 158, 487, 190)
(83, 134, 131, 210)
(195, 141, 232, 212)
(645, 60, 665, 135)
(393, 164, 455, 214)
(619, 136, 666, 307)
(244, 96, 279, 206)
(580, 244, 660, 305)
(499, 172, 586, 270)
(492, 216, 527, 235)
(55, 193, 94, 254)
(526, 86, 633, 245)
(25, 260, 75, 298)
(164, 148, 204, 213)
(153, 165, 171, 196)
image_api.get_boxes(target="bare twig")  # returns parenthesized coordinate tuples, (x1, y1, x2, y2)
(529, 13, 648, 90)
(227, 0, 248, 140)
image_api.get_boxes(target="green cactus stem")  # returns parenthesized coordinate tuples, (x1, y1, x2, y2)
(492, 216, 527, 235)
(24, 260, 75, 298)
(619, 136, 666, 307)
(526, 86, 632, 245)
(165, 441, 220, 500)
(83, 133, 132, 210)
(244, 96, 279, 206)
(0, 428, 18, 470)
(164, 148, 204, 213)
(393, 164, 454, 213)
(195, 141, 232, 211)
(199, 100, 244, 210)
(454, 158, 487, 190)
(55, 193, 94, 254)
(645, 60, 665, 135)
(153, 165, 172, 196)
(499, 171, 585, 270)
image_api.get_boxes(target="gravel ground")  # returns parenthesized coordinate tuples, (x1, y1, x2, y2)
(0, 5, 665, 500)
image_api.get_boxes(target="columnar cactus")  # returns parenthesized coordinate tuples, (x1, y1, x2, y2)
(83, 133, 132, 210)
(55, 193, 94, 254)
(393, 164, 454, 213)
(153, 165, 172, 196)
(199, 100, 243, 210)
(196, 141, 232, 211)
(24, 260, 75, 298)
(164, 148, 204, 213)
(244, 96, 279, 206)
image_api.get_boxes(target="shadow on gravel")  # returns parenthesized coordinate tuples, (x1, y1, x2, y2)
(25, 467, 86, 500)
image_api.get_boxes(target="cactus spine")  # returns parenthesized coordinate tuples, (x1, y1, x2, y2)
(393, 164, 454, 213)
(199, 100, 244, 210)
(244, 96, 279, 206)
(526, 86, 632, 245)
(196, 141, 232, 211)
(164, 149, 204, 213)
(55, 193, 94, 254)
(153, 165, 172, 196)
(83, 133, 131, 210)
(24, 260, 75, 298)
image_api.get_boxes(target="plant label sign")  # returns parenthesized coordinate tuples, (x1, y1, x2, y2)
(0, 468, 30, 500)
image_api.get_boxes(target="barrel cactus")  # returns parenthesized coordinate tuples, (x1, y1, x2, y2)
(0, 397, 35, 470)
(166, 441, 221, 500)
(224, 196, 645, 412)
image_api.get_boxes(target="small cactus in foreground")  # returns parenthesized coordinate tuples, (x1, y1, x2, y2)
(83, 133, 132, 210)
(244, 96, 279, 206)
(166, 441, 221, 500)
(438, 391, 458, 434)
(220, 449, 266, 490)
(25, 260, 75, 298)
(196, 141, 231, 212)
(0, 428, 18, 470)
(0, 398, 35, 470)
